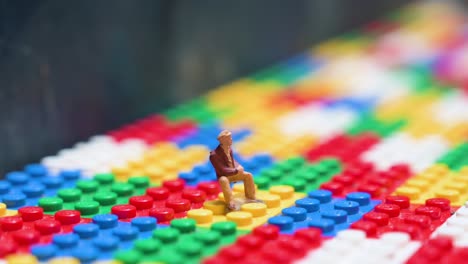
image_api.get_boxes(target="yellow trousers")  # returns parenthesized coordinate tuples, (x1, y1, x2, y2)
(218, 172, 255, 205)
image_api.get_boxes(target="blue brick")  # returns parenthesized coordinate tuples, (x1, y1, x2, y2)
(175, 123, 251, 149)
(31, 214, 166, 263)
(268, 191, 381, 236)
(0, 164, 82, 209)
(324, 96, 377, 114)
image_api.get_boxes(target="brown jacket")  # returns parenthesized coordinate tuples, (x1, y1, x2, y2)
(209, 145, 239, 179)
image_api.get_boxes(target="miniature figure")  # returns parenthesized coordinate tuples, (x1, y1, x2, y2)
(209, 130, 260, 210)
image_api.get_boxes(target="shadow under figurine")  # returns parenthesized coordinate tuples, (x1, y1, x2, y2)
(209, 130, 263, 211)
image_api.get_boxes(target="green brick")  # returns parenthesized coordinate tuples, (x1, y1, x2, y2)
(164, 97, 225, 124)
(114, 220, 248, 264)
(38, 174, 150, 217)
(250, 59, 316, 86)
(254, 157, 342, 192)
(437, 142, 468, 170)
(347, 114, 406, 137)
(250, 64, 283, 83)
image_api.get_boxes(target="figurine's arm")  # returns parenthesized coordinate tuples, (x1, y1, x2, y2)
(231, 150, 240, 168)
(210, 153, 238, 176)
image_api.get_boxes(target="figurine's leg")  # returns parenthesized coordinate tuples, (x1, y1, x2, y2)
(242, 172, 256, 200)
(218, 176, 234, 207)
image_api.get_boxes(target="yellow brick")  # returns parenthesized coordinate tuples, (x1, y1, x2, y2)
(405, 179, 431, 192)
(0, 203, 17, 217)
(434, 189, 460, 203)
(48, 258, 81, 264)
(187, 185, 305, 230)
(111, 143, 209, 185)
(394, 165, 468, 206)
(6, 254, 38, 264)
(395, 187, 421, 200)
(375, 94, 439, 121)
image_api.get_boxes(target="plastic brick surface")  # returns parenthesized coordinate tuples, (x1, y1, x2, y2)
(3, 253, 39, 264)
(0, 203, 17, 218)
(0, 207, 91, 257)
(111, 143, 209, 184)
(175, 123, 251, 150)
(361, 133, 449, 173)
(164, 97, 223, 124)
(351, 196, 455, 240)
(406, 236, 468, 264)
(187, 185, 306, 231)
(37, 175, 150, 218)
(432, 201, 468, 246)
(108, 115, 196, 144)
(395, 164, 468, 206)
(204, 225, 323, 264)
(437, 143, 468, 170)
(254, 157, 341, 192)
(114, 219, 248, 264)
(296, 230, 420, 264)
(111, 179, 221, 225)
(30, 214, 163, 262)
(1, 164, 82, 210)
(268, 190, 380, 236)
(305, 133, 380, 163)
(347, 114, 406, 137)
(40, 136, 149, 178)
(320, 161, 412, 199)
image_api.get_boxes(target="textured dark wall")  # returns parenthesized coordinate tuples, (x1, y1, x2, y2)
(0, 0, 408, 174)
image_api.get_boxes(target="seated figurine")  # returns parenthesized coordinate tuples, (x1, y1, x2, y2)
(209, 130, 259, 210)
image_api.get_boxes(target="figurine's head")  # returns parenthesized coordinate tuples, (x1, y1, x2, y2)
(217, 130, 233, 147)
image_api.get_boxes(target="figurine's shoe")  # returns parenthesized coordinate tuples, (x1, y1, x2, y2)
(227, 201, 240, 211)
(245, 198, 264, 204)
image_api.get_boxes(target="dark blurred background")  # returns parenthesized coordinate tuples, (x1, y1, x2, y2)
(0, 0, 409, 174)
